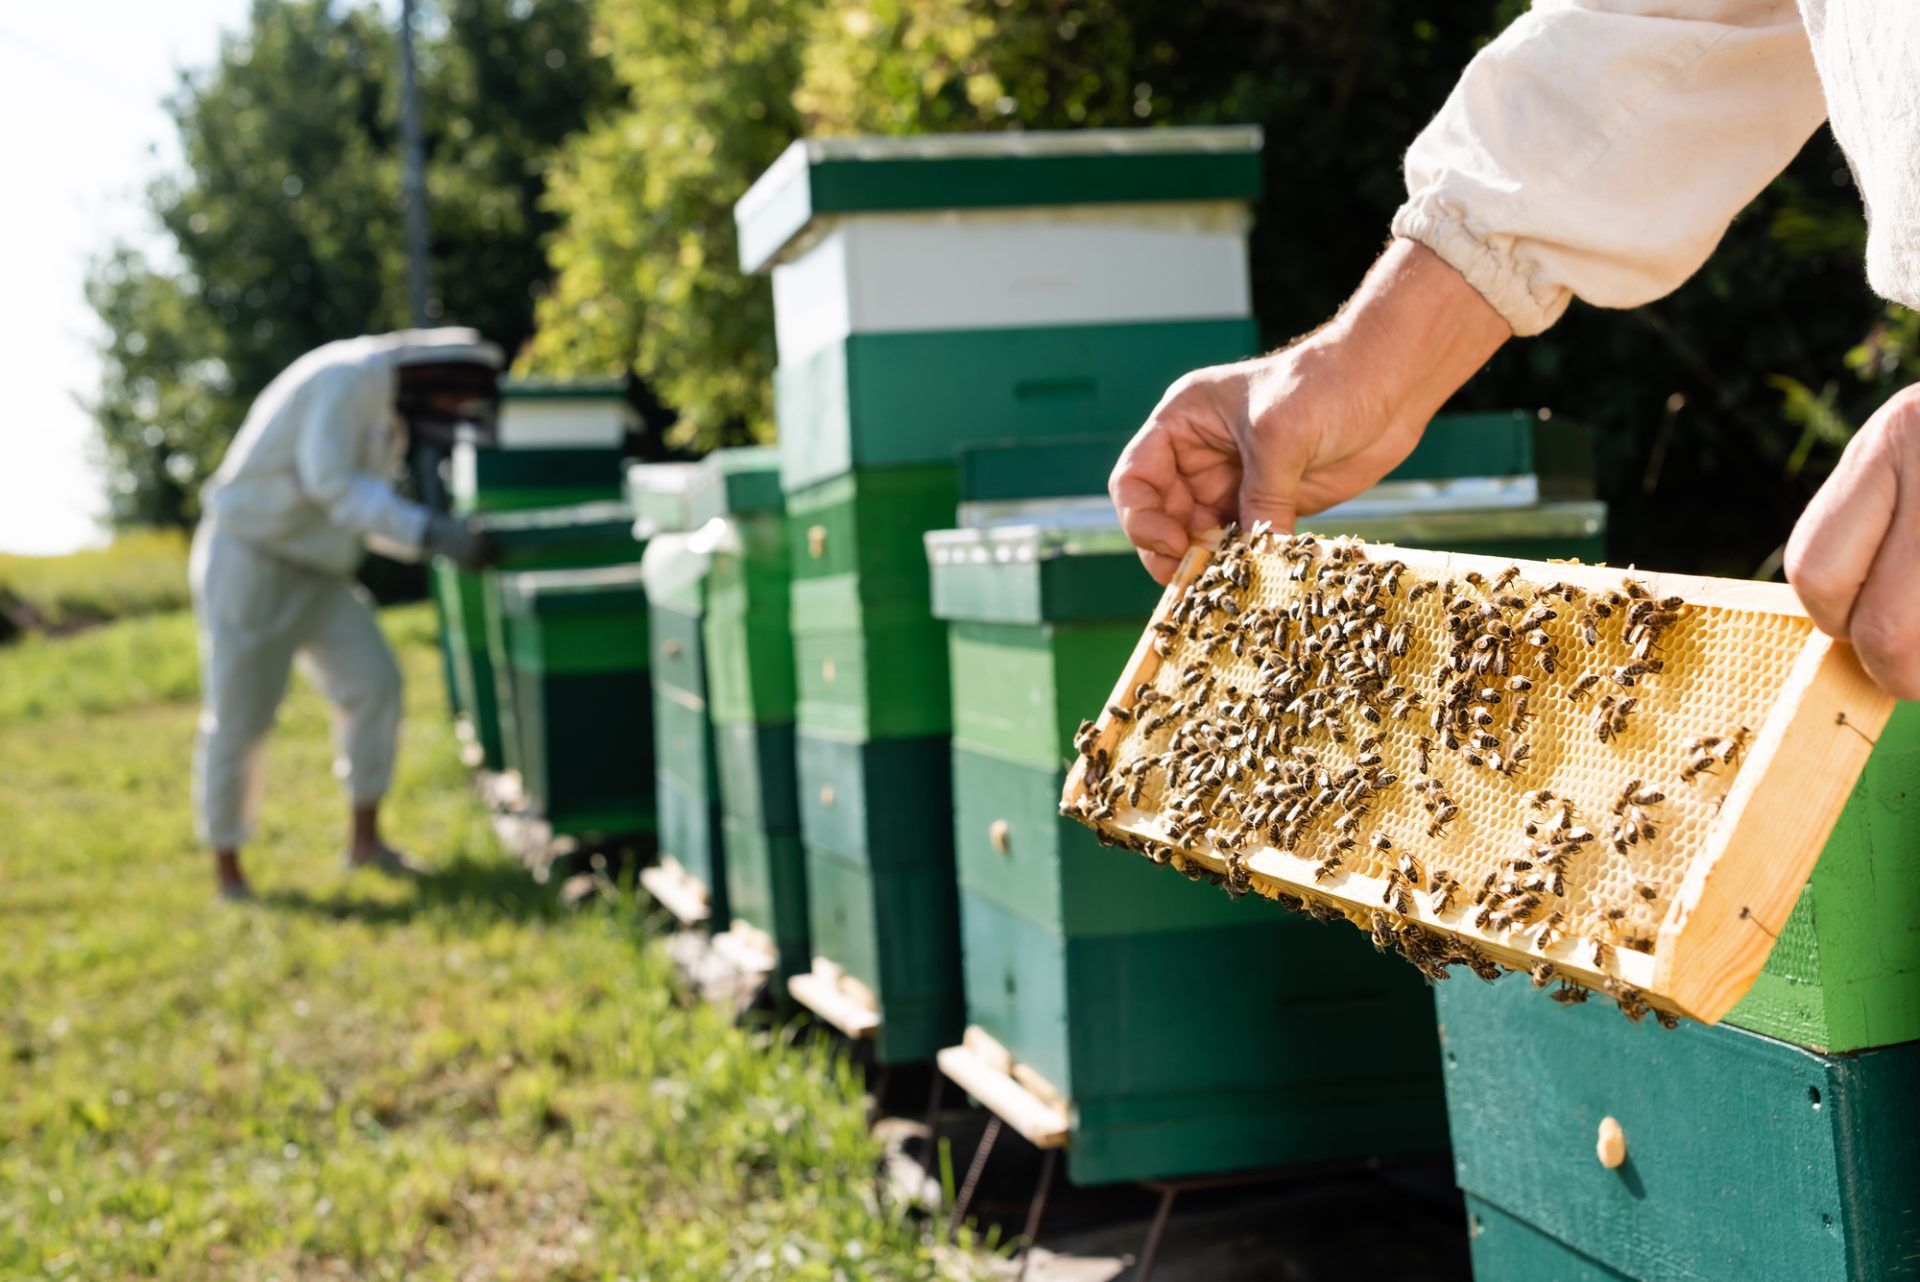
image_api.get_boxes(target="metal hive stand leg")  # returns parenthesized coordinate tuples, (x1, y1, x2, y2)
(1012, 1147, 1060, 1281)
(948, 1115, 1003, 1237)
(1133, 1184, 1180, 1282)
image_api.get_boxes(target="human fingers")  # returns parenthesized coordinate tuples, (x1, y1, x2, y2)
(1785, 406, 1903, 638)
(1135, 545, 1184, 585)
(1841, 426, 1920, 699)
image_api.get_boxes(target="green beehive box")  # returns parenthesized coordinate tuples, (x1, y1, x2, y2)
(785, 465, 957, 596)
(475, 501, 643, 776)
(437, 442, 624, 748)
(723, 819, 809, 982)
(791, 588, 951, 740)
(625, 461, 702, 538)
(495, 564, 655, 839)
(804, 842, 963, 1066)
(713, 720, 800, 834)
(931, 515, 1447, 1183)
(770, 320, 1259, 492)
(1438, 974, 1920, 1282)
(1723, 702, 1920, 1052)
(735, 128, 1267, 493)
(644, 532, 726, 927)
(794, 728, 961, 1064)
(959, 890, 1447, 1185)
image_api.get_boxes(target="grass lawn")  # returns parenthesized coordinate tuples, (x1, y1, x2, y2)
(0, 603, 985, 1280)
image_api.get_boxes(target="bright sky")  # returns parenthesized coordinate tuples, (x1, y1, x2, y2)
(0, 3, 397, 555)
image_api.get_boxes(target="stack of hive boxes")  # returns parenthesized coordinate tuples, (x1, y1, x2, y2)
(735, 126, 1270, 1063)
(435, 378, 631, 770)
(1445, 705, 1920, 1281)
(640, 506, 728, 927)
(691, 449, 811, 985)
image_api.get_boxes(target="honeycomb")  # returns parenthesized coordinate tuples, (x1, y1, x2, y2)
(1063, 530, 1818, 1020)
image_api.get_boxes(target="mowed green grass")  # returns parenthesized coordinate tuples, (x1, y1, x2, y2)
(0, 604, 980, 1280)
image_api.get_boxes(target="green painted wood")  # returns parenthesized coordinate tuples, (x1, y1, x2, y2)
(794, 729, 952, 868)
(1726, 702, 1920, 1052)
(713, 720, 799, 834)
(930, 550, 1164, 628)
(652, 685, 715, 800)
(689, 445, 785, 524)
(735, 131, 1262, 274)
(958, 891, 1448, 1185)
(478, 510, 645, 780)
(784, 467, 957, 596)
(792, 612, 952, 740)
(659, 771, 728, 930)
(804, 841, 964, 1065)
(650, 602, 707, 702)
(951, 745, 1271, 938)
(775, 320, 1259, 492)
(946, 621, 1137, 770)
(723, 818, 810, 984)
(507, 667, 656, 840)
(498, 587, 651, 677)
(955, 434, 1133, 505)
(1465, 1198, 1633, 1282)
(705, 610, 796, 727)
(453, 445, 625, 514)
(1435, 973, 1920, 1282)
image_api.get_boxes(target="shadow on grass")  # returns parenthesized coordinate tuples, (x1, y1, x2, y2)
(260, 850, 591, 927)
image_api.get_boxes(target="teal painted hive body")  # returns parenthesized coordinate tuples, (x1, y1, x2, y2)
(1438, 975, 1920, 1282)
(435, 438, 624, 756)
(644, 530, 728, 928)
(474, 501, 643, 778)
(929, 519, 1449, 1184)
(1722, 702, 1920, 1052)
(495, 563, 655, 839)
(696, 448, 811, 983)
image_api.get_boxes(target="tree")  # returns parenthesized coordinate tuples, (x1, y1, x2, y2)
(521, 0, 813, 447)
(87, 0, 619, 528)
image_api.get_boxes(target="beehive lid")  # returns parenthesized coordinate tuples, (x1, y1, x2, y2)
(496, 561, 650, 616)
(497, 376, 637, 450)
(625, 461, 702, 538)
(735, 126, 1264, 273)
(1061, 531, 1892, 1026)
(688, 446, 784, 524)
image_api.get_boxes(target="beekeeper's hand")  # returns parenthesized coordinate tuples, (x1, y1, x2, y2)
(1109, 239, 1510, 583)
(1786, 386, 1920, 700)
(424, 513, 498, 572)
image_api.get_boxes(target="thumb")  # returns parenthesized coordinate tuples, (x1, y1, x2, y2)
(1238, 447, 1305, 535)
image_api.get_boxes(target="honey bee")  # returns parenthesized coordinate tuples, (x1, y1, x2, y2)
(1313, 854, 1344, 882)
(1549, 982, 1590, 1005)
(1529, 960, 1557, 989)
(1493, 566, 1520, 591)
(1408, 580, 1436, 603)
(1533, 910, 1566, 951)
(1590, 937, 1614, 969)
(1370, 831, 1393, 852)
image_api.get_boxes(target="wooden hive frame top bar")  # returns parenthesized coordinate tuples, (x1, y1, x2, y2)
(1061, 533, 1892, 1024)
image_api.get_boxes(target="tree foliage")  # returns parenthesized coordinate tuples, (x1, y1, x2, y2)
(87, 0, 618, 528)
(521, 0, 811, 447)
(535, 0, 1890, 575)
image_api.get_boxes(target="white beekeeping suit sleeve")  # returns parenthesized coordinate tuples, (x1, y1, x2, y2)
(1392, 0, 1829, 336)
(293, 365, 435, 557)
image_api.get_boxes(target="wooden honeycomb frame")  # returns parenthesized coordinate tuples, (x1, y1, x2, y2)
(1061, 536, 1893, 1024)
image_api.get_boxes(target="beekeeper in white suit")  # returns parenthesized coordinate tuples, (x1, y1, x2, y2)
(192, 328, 501, 901)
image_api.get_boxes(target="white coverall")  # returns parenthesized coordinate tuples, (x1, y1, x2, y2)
(191, 329, 500, 850)
(1391, 0, 1920, 333)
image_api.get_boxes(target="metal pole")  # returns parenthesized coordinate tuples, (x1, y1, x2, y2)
(399, 0, 431, 326)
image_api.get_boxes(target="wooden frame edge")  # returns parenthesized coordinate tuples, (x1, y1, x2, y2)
(1654, 634, 1893, 1021)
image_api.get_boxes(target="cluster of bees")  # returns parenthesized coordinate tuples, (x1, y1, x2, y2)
(1066, 527, 1756, 1026)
